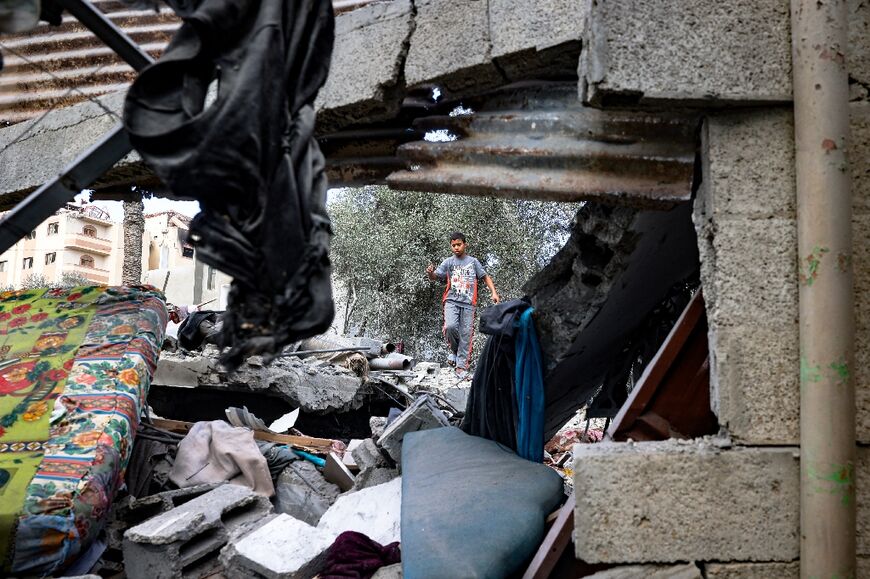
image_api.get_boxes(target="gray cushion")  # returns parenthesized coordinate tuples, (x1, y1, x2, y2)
(401, 427, 564, 578)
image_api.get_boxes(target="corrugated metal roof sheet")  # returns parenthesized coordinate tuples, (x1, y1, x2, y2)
(0, 0, 179, 125)
(0, 0, 381, 126)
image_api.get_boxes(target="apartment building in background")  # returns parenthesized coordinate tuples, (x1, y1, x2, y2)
(0, 203, 123, 288)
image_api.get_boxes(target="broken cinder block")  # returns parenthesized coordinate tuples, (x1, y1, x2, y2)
(377, 395, 450, 465)
(123, 483, 272, 579)
(220, 514, 334, 579)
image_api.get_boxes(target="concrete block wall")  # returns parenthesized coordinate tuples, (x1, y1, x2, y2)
(579, 0, 869, 106)
(693, 102, 870, 445)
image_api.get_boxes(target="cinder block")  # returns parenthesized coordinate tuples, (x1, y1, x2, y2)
(713, 324, 799, 444)
(404, 0, 502, 92)
(316, 0, 413, 128)
(579, 0, 792, 105)
(573, 440, 800, 563)
(703, 562, 798, 579)
(123, 483, 272, 579)
(585, 564, 702, 579)
(220, 514, 333, 579)
(352, 438, 389, 472)
(489, 0, 584, 57)
(108, 483, 220, 549)
(700, 110, 795, 220)
(377, 395, 450, 464)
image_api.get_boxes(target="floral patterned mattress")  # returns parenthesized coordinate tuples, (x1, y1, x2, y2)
(0, 285, 166, 575)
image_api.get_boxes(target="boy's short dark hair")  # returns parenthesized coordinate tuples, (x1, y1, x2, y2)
(450, 232, 466, 242)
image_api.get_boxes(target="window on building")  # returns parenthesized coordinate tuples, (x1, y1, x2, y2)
(45, 252, 56, 265)
(0, 261, 6, 272)
(22, 257, 33, 269)
(207, 266, 216, 290)
(47, 222, 59, 235)
(82, 226, 97, 238)
(182, 246, 194, 258)
(25, 230, 36, 240)
(80, 255, 94, 268)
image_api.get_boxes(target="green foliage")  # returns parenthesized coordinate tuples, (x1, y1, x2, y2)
(2, 272, 93, 293)
(329, 186, 577, 360)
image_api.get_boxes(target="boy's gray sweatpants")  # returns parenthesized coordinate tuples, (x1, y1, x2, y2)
(443, 300, 475, 370)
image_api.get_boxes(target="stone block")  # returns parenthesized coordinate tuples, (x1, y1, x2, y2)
(316, 0, 413, 129)
(404, 0, 502, 93)
(712, 324, 799, 444)
(274, 461, 340, 526)
(703, 561, 798, 579)
(573, 440, 800, 563)
(352, 438, 389, 472)
(377, 395, 450, 464)
(220, 514, 333, 579)
(853, 102, 870, 215)
(318, 477, 402, 546)
(585, 564, 702, 579)
(700, 110, 795, 220)
(123, 483, 272, 579)
(108, 483, 220, 549)
(580, 0, 792, 106)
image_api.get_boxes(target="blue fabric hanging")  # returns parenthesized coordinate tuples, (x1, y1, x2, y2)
(515, 307, 545, 462)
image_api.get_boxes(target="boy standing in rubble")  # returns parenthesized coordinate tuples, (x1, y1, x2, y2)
(426, 232, 500, 378)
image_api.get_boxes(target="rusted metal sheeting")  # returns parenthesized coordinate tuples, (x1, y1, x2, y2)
(320, 126, 424, 186)
(0, 0, 179, 125)
(387, 84, 699, 208)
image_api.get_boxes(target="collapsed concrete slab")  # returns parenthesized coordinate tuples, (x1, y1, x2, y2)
(152, 346, 368, 414)
(220, 514, 334, 579)
(573, 440, 800, 564)
(527, 201, 699, 438)
(317, 477, 402, 546)
(123, 484, 272, 579)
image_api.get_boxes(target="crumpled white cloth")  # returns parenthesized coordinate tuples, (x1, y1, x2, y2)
(169, 420, 275, 496)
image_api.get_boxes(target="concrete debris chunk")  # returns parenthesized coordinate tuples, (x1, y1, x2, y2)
(343, 439, 365, 469)
(370, 416, 388, 438)
(153, 345, 367, 413)
(377, 395, 450, 464)
(323, 452, 356, 491)
(274, 461, 341, 526)
(584, 564, 703, 579)
(372, 563, 403, 578)
(123, 483, 272, 579)
(352, 438, 389, 472)
(318, 477, 402, 546)
(220, 514, 334, 579)
(108, 484, 221, 550)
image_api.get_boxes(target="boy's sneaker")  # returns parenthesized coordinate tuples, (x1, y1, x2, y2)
(455, 368, 469, 381)
(446, 355, 456, 367)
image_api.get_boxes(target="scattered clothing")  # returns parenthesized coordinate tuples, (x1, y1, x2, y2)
(514, 307, 545, 462)
(169, 420, 274, 497)
(124, 0, 336, 369)
(256, 440, 299, 481)
(461, 299, 546, 459)
(318, 531, 401, 579)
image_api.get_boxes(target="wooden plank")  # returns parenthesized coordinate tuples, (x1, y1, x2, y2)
(522, 493, 575, 579)
(149, 418, 336, 454)
(606, 290, 705, 440)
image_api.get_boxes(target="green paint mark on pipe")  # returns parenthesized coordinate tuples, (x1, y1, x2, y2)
(829, 360, 849, 385)
(799, 246, 830, 286)
(806, 461, 855, 506)
(801, 357, 823, 384)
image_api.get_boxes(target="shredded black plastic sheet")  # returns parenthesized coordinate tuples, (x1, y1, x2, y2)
(124, 0, 335, 369)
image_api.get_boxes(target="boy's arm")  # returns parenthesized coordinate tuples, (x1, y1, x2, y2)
(483, 274, 500, 304)
(427, 259, 447, 281)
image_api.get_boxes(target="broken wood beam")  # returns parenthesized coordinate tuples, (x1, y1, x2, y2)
(149, 418, 336, 454)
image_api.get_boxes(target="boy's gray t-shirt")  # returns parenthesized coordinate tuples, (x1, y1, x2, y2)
(435, 255, 488, 306)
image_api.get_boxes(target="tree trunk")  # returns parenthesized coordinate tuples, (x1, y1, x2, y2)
(122, 199, 145, 286)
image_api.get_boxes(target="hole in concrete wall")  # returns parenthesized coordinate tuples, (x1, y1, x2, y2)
(221, 501, 264, 528)
(147, 385, 394, 440)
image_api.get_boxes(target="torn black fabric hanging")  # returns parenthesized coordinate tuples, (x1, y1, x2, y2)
(123, 0, 335, 369)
